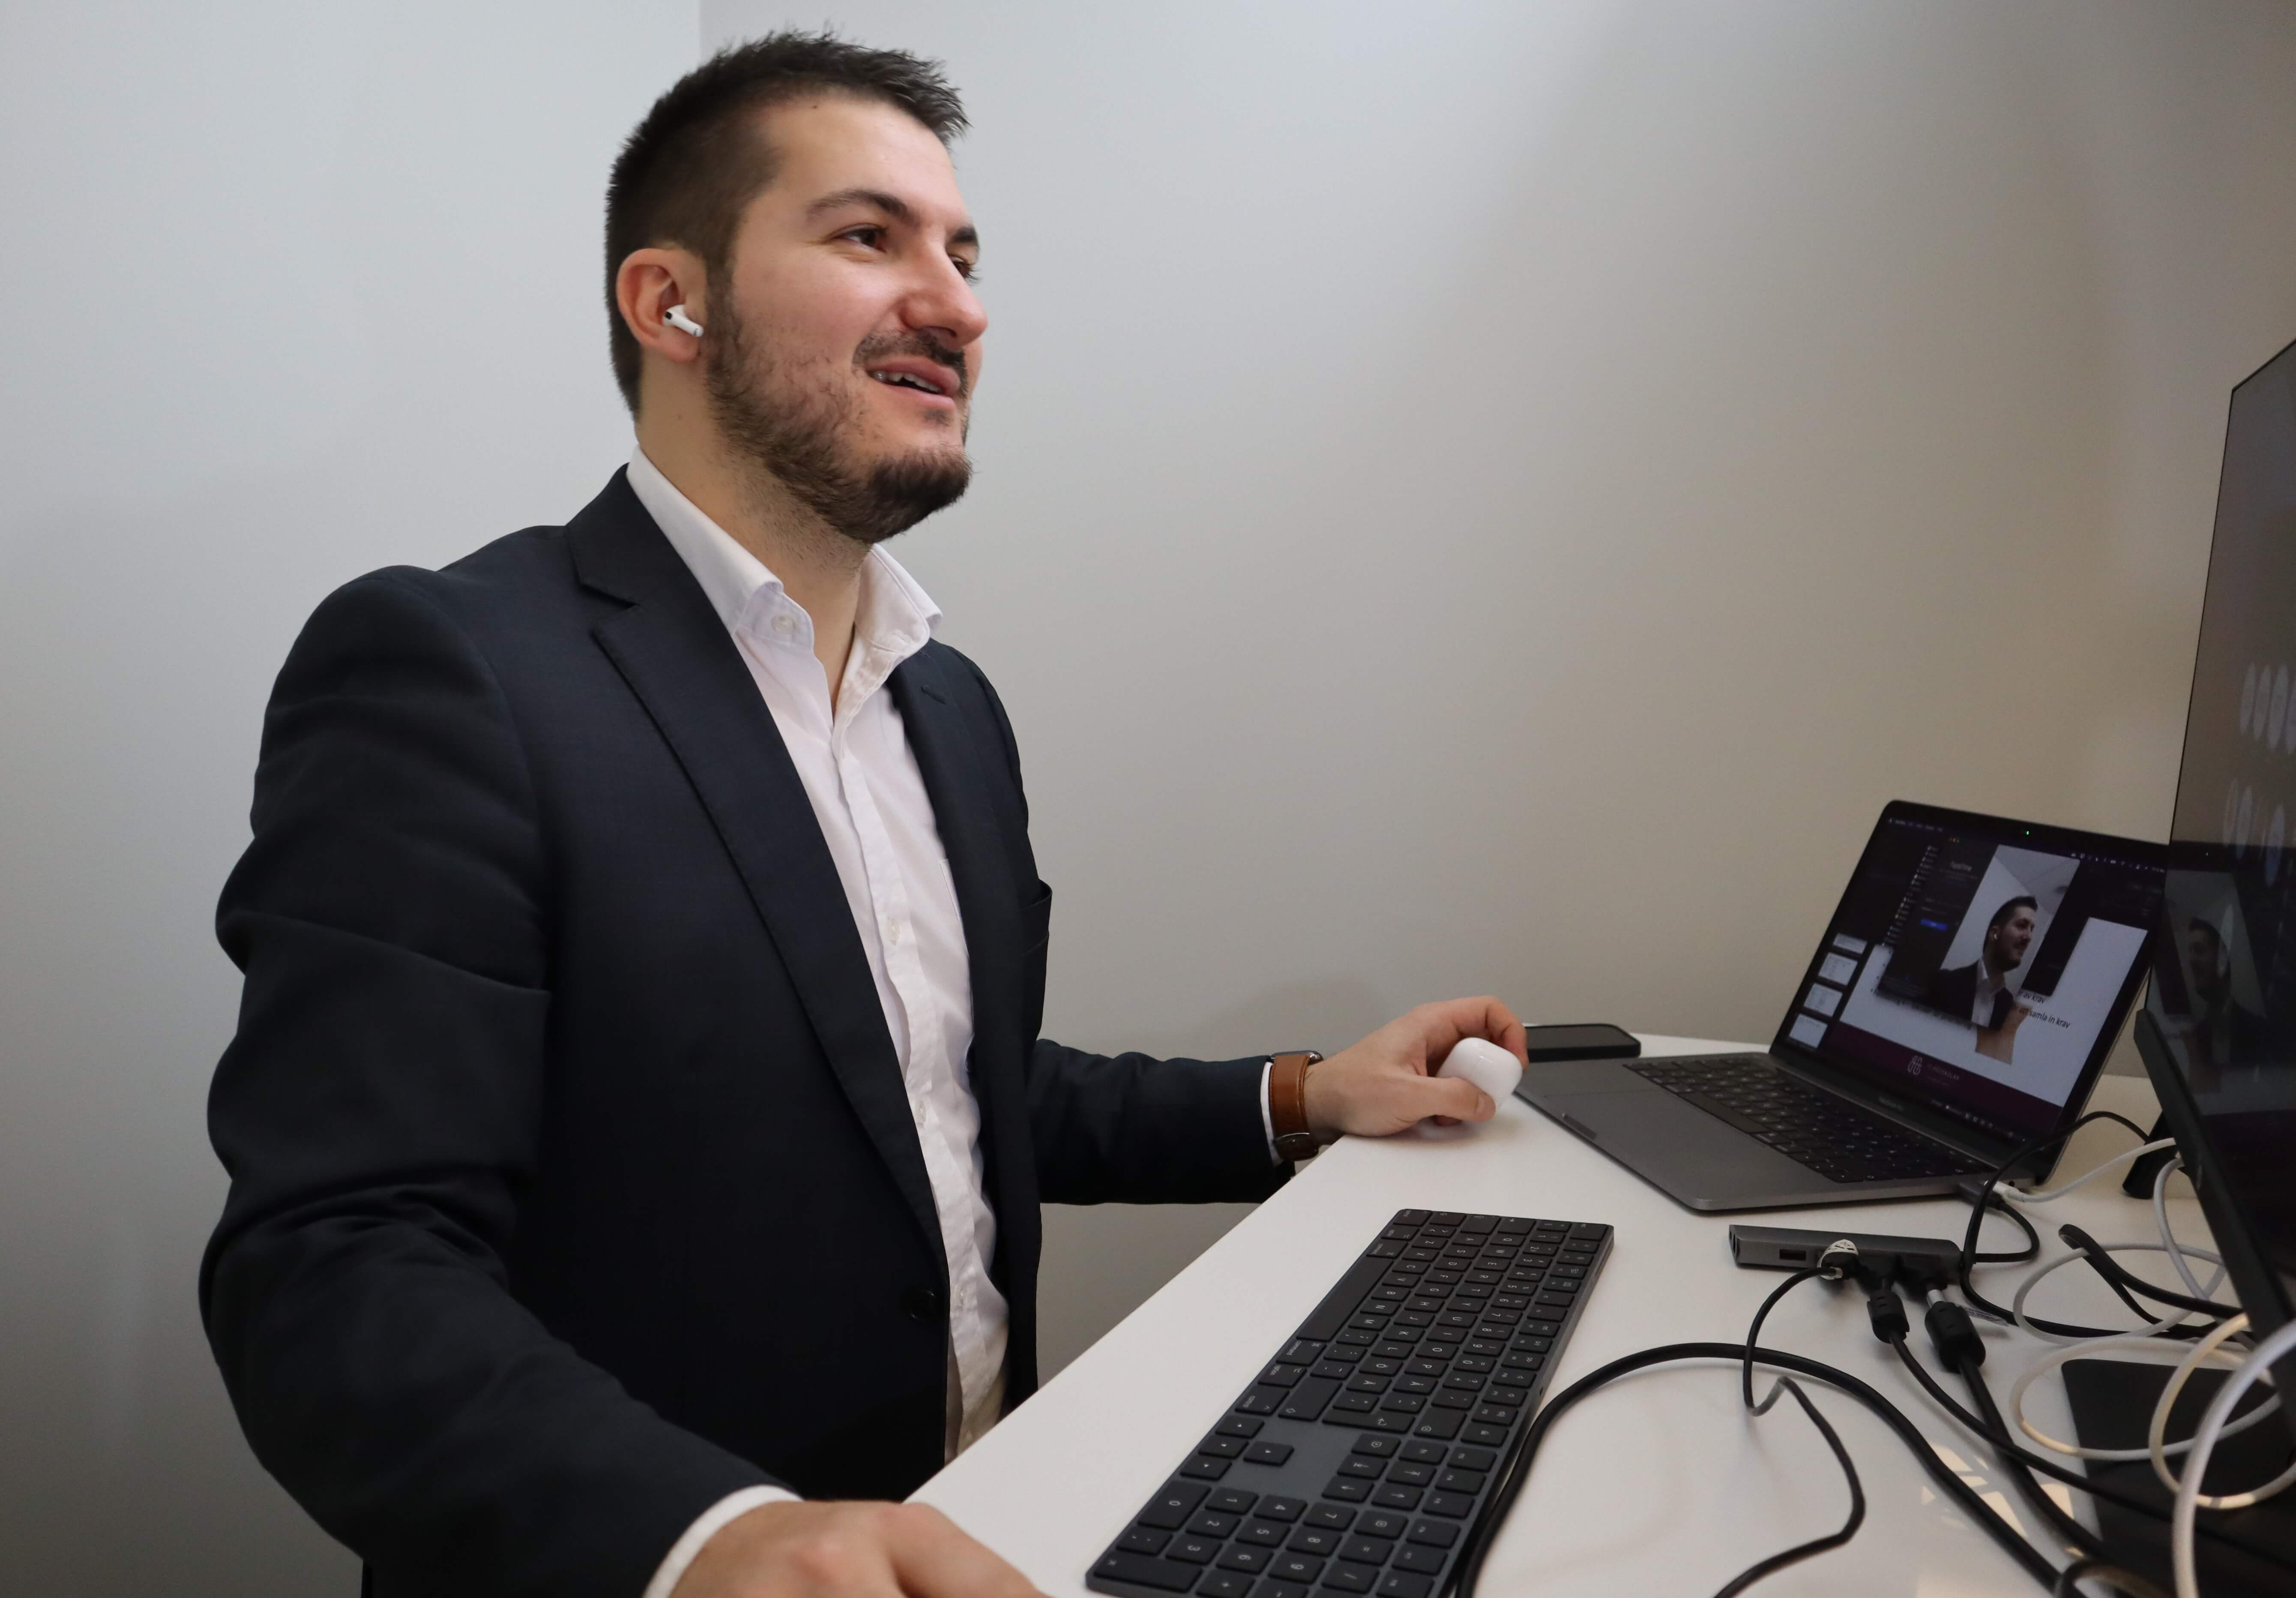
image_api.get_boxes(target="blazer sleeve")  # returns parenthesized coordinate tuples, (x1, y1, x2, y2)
(201, 572, 774, 1598)
(948, 650, 1288, 1207)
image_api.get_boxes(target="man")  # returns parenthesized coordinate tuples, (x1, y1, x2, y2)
(201, 33, 1519, 1598)
(1927, 894, 2038, 1032)
(2178, 916, 2268, 1089)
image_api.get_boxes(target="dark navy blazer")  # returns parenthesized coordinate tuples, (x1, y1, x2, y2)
(201, 471, 1285, 1598)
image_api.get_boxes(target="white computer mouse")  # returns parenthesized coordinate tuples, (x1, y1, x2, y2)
(1435, 1036, 1524, 1104)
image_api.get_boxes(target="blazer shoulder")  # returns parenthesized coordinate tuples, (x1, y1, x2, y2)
(913, 639, 1023, 774)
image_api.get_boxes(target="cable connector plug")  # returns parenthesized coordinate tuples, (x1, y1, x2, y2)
(1865, 1283, 1910, 1345)
(1923, 1296, 1985, 1371)
(1817, 1239, 1861, 1281)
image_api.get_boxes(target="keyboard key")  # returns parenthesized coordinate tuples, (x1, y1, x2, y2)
(1423, 1493, 1474, 1519)
(1406, 1520, 1461, 1548)
(1197, 1575, 1254, 1598)
(1452, 1448, 1496, 1471)
(1236, 1389, 1283, 1415)
(1351, 1435, 1400, 1457)
(1120, 1528, 1171, 1554)
(1289, 1526, 1346, 1557)
(1209, 1488, 1260, 1514)
(1472, 1406, 1516, 1427)
(1322, 1478, 1370, 1502)
(1180, 1457, 1232, 1481)
(1401, 1440, 1448, 1463)
(1200, 1436, 1245, 1458)
(1321, 1560, 1380, 1593)
(1187, 1512, 1239, 1537)
(1093, 1553, 1200, 1592)
(1216, 1415, 1265, 1439)
(1263, 1583, 1314, 1598)
(1413, 1409, 1463, 1441)
(1215, 1546, 1271, 1574)
(1245, 1441, 1295, 1466)
(1259, 1496, 1309, 1523)
(1340, 1537, 1394, 1565)
(1386, 1462, 1433, 1486)
(1377, 1574, 1434, 1598)
(1337, 1457, 1383, 1479)
(1392, 1545, 1447, 1574)
(1167, 1535, 1220, 1564)
(1280, 1379, 1342, 1421)
(1462, 1423, 1508, 1446)
(1358, 1510, 1411, 1539)
(1259, 1363, 1308, 1388)
(1270, 1555, 1327, 1584)
(1282, 1340, 1325, 1364)
(1239, 1520, 1289, 1547)
(1378, 1394, 1424, 1415)
(1307, 1504, 1357, 1531)
(1140, 1485, 1209, 1529)
(1371, 1485, 1422, 1511)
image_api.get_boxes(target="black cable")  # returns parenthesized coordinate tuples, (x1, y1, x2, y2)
(1973, 1185, 2044, 1264)
(1957, 1111, 2205, 1341)
(1955, 1340, 2106, 1560)
(1450, 1343, 2063, 1598)
(2051, 1557, 2171, 1598)
(1742, 1268, 1821, 1409)
(1886, 1315, 2296, 1576)
(1712, 1376, 1865, 1598)
(2059, 1224, 2236, 1320)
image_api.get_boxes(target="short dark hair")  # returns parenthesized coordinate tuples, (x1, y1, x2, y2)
(603, 31, 968, 411)
(1988, 895, 2039, 933)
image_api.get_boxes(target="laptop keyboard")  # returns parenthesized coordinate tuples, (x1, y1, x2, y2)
(1627, 1055, 1991, 1184)
(1086, 1209, 1612, 1598)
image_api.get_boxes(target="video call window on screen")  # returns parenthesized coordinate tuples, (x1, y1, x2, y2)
(1785, 816, 2161, 1145)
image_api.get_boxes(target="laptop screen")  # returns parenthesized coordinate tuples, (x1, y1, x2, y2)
(1774, 805, 2164, 1151)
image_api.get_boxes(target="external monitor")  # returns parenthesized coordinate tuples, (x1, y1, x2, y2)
(2140, 331, 2296, 1442)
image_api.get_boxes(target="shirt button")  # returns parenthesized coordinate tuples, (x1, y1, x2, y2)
(771, 614, 796, 636)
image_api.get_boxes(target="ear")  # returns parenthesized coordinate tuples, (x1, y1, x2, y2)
(615, 247, 709, 364)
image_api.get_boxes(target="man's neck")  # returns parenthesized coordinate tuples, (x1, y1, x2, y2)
(637, 409, 868, 705)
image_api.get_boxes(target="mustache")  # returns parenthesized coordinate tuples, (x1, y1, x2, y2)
(855, 331, 969, 397)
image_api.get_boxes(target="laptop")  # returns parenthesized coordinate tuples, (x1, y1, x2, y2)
(1515, 799, 2165, 1211)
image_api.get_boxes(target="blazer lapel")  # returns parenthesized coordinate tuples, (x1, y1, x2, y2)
(889, 651, 1039, 1275)
(566, 473, 946, 1278)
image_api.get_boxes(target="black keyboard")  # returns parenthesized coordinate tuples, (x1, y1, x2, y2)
(1086, 1208, 1613, 1598)
(1627, 1055, 1991, 1184)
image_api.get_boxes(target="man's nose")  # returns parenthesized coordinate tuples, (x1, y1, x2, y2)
(904, 258, 988, 351)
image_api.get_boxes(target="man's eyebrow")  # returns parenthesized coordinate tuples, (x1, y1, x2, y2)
(807, 186, 980, 250)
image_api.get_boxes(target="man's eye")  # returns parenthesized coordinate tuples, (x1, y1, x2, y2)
(952, 258, 980, 283)
(839, 226, 885, 248)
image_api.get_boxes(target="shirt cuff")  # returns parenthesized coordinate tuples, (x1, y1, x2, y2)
(1259, 1058, 1280, 1164)
(643, 1485, 802, 1598)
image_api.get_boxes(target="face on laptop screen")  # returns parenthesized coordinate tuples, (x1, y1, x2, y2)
(1780, 811, 2163, 1148)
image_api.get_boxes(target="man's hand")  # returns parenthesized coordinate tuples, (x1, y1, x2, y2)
(673, 1500, 1044, 1598)
(1302, 997, 1526, 1140)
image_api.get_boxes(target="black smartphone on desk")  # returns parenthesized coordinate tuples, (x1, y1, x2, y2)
(1521, 1023, 1639, 1062)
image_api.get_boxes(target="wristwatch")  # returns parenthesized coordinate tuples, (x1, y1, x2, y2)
(1268, 1050, 1325, 1163)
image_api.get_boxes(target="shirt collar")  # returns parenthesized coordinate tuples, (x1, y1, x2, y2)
(624, 445, 942, 661)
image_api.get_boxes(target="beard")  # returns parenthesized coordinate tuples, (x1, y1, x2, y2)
(702, 298, 972, 546)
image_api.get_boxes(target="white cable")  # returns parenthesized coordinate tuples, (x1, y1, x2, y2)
(2011, 1241, 2230, 1348)
(2148, 1313, 2296, 1503)
(2174, 1317, 2296, 1598)
(2152, 1155, 2224, 1307)
(2007, 1330, 2254, 1460)
(1996, 1138, 2176, 1205)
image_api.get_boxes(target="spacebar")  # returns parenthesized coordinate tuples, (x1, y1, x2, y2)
(1675, 1091, 1772, 1139)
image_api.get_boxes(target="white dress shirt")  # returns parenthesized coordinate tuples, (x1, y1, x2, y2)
(1971, 964, 2010, 1028)
(623, 450, 1284, 1596)
(627, 448, 1007, 1595)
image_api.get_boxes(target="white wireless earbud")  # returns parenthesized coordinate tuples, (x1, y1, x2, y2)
(664, 304, 706, 337)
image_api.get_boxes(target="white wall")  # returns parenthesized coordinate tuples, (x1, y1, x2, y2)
(0, 4, 692, 1591)
(6, 2, 2296, 1590)
(697, 0, 2296, 1373)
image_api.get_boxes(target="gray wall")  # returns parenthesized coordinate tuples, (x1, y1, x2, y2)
(6, 1, 2296, 1590)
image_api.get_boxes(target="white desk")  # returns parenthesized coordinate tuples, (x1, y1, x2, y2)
(917, 1037, 2192, 1597)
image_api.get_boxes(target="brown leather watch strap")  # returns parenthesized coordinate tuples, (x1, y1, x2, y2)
(1269, 1051, 1324, 1162)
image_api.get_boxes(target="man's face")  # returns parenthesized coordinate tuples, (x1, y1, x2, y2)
(1985, 906, 2037, 972)
(2186, 928, 2227, 1002)
(704, 95, 987, 543)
